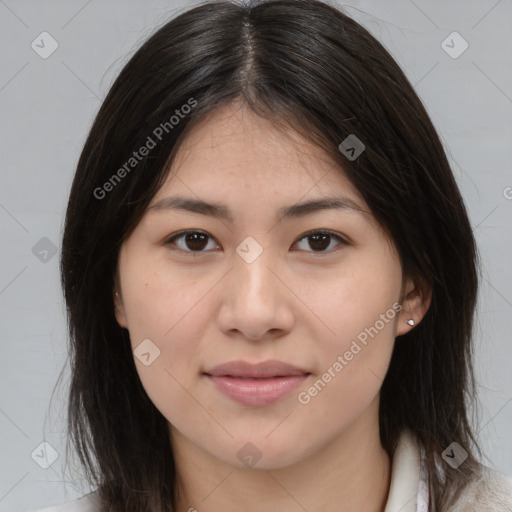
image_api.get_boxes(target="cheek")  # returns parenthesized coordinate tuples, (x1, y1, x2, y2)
(121, 255, 215, 407)
(310, 251, 401, 345)
(302, 249, 401, 412)
(126, 288, 209, 429)
(297, 281, 399, 435)
(122, 249, 209, 346)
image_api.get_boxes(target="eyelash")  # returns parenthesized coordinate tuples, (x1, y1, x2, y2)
(163, 230, 349, 258)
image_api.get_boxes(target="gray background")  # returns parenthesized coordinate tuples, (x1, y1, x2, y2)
(1, 0, 511, 510)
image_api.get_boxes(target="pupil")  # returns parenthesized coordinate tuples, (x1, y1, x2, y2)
(309, 234, 329, 251)
(186, 233, 208, 251)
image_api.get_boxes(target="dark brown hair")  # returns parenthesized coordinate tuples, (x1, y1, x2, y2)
(59, 0, 483, 510)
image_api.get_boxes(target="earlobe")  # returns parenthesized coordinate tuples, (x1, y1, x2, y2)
(396, 275, 431, 336)
(113, 289, 128, 328)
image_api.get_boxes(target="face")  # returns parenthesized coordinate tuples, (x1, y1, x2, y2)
(114, 100, 426, 471)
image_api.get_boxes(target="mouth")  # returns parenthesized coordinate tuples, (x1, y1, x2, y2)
(204, 360, 311, 406)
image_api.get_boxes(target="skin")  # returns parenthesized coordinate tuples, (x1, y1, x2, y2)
(114, 100, 431, 512)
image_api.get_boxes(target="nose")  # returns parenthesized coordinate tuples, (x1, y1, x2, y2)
(216, 247, 295, 341)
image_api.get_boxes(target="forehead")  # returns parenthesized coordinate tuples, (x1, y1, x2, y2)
(156, 101, 365, 204)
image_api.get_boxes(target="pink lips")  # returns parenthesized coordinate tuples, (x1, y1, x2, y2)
(204, 360, 310, 406)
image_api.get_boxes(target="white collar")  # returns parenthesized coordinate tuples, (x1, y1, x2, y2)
(384, 428, 428, 512)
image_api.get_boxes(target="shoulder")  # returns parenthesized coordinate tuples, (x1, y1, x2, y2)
(448, 464, 512, 512)
(24, 490, 101, 512)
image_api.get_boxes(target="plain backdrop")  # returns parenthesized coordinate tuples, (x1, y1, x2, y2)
(1, 0, 511, 510)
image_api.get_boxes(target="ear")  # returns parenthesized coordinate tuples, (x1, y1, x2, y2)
(113, 284, 129, 329)
(396, 273, 431, 336)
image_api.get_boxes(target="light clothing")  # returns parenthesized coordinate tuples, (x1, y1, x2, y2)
(24, 429, 512, 512)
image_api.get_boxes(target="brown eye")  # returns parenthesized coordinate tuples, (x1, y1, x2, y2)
(293, 231, 348, 255)
(165, 231, 219, 254)
(164, 229, 348, 257)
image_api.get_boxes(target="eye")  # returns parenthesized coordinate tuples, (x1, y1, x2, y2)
(292, 230, 348, 256)
(164, 230, 348, 256)
(164, 230, 220, 255)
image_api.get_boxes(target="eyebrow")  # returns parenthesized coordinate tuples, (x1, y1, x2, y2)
(148, 195, 368, 223)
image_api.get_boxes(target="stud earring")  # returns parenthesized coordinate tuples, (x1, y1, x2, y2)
(406, 319, 415, 326)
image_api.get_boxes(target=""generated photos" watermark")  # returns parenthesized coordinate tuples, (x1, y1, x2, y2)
(298, 302, 403, 405)
(93, 97, 197, 200)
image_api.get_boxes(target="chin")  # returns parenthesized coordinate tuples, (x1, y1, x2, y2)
(218, 435, 314, 471)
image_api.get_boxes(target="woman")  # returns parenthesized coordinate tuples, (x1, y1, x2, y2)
(29, 0, 512, 510)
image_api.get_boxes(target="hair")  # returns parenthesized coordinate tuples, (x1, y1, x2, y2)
(58, 0, 483, 510)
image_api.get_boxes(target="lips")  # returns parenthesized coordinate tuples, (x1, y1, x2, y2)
(205, 359, 309, 378)
(204, 360, 310, 406)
